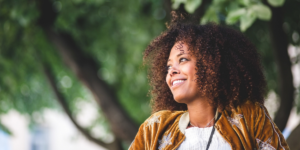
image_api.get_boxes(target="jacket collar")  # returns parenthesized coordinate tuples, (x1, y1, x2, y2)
(178, 109, 220, 134)
(178, 111, 189, 133)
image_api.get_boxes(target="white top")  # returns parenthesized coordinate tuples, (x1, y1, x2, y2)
(176, 126, 232, 150)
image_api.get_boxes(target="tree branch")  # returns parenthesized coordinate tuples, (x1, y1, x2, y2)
(267, 5, 294, 131)
(43, 64, 123, 150)
(37, 0, 138, 143)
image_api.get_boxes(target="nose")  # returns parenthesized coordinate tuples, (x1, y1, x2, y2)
(169, 65, 180, 77)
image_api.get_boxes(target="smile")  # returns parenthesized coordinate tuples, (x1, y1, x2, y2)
(172, 79, 186, 87)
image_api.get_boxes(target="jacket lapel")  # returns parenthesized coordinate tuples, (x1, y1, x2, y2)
(215, 110, 244, 149)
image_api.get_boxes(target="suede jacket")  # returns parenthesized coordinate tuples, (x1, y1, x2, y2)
(129, 101, 289, 150)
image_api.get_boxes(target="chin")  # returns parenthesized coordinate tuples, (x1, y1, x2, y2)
(173, 95, 188, 104)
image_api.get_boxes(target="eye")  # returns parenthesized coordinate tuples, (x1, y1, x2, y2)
(166, 65, 172, 70)
(179, 58, 188, 62)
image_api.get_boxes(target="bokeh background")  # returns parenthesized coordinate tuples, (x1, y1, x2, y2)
(0, 0, 300, 149)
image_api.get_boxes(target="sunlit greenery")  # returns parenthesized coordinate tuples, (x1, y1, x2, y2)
(0, 0, 167, 135)
(0, 0, 299, 145)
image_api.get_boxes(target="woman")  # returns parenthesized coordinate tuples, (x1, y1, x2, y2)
(129, 16, 289, 150)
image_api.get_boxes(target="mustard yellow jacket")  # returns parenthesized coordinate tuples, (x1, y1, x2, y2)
(129, 101, 289, 150)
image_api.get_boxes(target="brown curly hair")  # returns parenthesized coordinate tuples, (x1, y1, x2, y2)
(144, 16, 267, 113)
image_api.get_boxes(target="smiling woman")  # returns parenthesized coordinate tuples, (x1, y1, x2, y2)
(129, 13, 290, 150)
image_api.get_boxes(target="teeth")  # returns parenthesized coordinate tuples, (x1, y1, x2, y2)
(173, 80, 185, 86)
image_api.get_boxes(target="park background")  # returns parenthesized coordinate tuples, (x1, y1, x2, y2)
(0, 0, 300, 149)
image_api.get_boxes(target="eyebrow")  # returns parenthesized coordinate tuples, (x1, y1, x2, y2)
(167, 53, 185, 62)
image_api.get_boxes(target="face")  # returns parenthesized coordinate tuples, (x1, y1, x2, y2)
(166, 41, 201, 103)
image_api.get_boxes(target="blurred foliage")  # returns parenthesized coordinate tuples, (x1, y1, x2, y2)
(179, 0, 300, 37)
(0, 0, 299, 142)
(172, 0, 203, 13)
(0, 0, 167, 134)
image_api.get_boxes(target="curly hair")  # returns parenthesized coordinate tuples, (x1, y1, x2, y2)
(144, 16, 267, 113)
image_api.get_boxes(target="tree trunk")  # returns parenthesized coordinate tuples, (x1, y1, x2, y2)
(287, 123, 300, 149)
(37, 0, 138, 144)
(268, 5, 294, 132)
(43, 64, 123, 150)
(43, 29, 139, 143)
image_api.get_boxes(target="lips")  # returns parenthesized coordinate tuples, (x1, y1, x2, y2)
(172, 79, 186, 87)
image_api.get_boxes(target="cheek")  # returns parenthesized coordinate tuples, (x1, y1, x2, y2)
(166, 76, 171, 87)
(182, 64, 197, 79)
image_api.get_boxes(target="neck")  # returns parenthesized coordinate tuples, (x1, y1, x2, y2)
(187, 97, 216, 128)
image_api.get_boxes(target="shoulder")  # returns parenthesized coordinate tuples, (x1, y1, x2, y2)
(220, 100, 289, 150)
(225, 100, 270, 123)
(144, 110, 186, 126)
(236, 100, 266, 116)
(139, 110, 186, 134)
(222, 100, 269, 130)
(222, 100, 265, 119)
(238, 101, 289, 150)
(239, 100, 263, 110)
(150, 110, 186, 118)
(129, 110, 186, 150)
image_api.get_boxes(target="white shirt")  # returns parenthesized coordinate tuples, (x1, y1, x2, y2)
(177, 126, 232, 150)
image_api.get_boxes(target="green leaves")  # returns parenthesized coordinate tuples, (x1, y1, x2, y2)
(172, 0, 184, 10)
(250, 4, 271, 20)
(240, 9, 256, 32)
(237, 0, 251, 6)
(185, 0, 202, 13)
(225, 4, 272, 31)
(171, 0, 278, 32)
(226, 0, 283, 31)
(239, 4, 271, 31)
(267, 0, 285, 7)
(226, 8, 246, 25)
(172, 0, 202, 14)
(201, 6, 219, 24)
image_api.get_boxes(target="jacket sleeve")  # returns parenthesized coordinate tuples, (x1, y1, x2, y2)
(254, 104, 290, 150)
(128, 122, 148, 150)
(129, 112, 159, 150)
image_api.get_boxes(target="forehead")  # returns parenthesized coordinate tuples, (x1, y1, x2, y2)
(169, 41, 189, 56)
